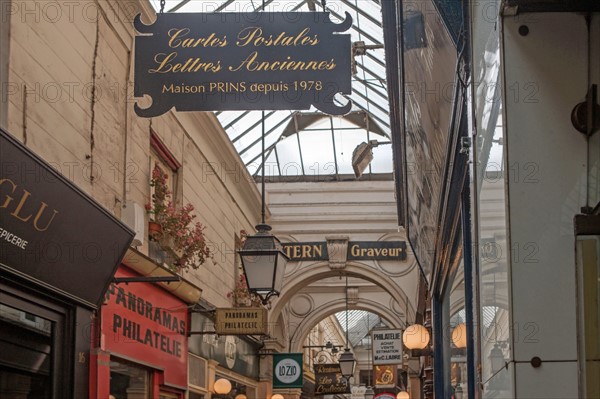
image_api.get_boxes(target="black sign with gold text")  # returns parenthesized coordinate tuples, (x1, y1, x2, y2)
(281, 241, 407, 262)
(133, 12, 352, 117)
(313, 363, 350, 396)
(0, 128, 134, 308)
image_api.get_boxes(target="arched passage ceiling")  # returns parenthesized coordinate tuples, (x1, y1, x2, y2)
(151, 0, 392, 181)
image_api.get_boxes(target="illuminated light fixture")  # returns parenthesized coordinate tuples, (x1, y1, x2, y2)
(339, 276, 356, 380)
(214, 378, 232, 396)
(238, 113, 289, 305)
(402, 324, 430, 350)
(397, 391, 410, 399)
(451, 323, 467, 349)
(271, 394, 285, 399)
(352, 140, 391, 178)
(235, 395, 247, 399)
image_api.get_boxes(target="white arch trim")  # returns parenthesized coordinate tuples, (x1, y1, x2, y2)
(271, 262, 416, 327)
(289, 298, 404, 353)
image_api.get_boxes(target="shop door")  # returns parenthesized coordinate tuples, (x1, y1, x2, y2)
(0, 286, 68, 399)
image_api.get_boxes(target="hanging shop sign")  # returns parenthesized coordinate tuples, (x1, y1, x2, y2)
(282, 241, 407, 262)
(313, 363, 351, 396)
(273, 353, 303, 389)
(102, 266, 188, 388)
(214, 307, 268, 335)
(374, 365, 396, 388)
(0, 128, 133, 308)
(372, 329, 403, 365)
(133, 12, 353, 117)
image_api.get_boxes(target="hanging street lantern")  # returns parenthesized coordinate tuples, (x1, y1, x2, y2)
(238, 224, 289, 305)
(338, 348, 356, 380)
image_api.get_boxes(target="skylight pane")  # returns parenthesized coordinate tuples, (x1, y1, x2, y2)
(298, 130, 336, 178)
(274, 136, 303, 177)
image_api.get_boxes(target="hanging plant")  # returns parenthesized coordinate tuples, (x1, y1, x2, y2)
(146, 163, 211, 272)
(227, 274, 263, 307)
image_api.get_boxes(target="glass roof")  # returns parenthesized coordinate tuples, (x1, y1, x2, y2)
(336, 310, 382, 347)
(149, 0, 392, 180)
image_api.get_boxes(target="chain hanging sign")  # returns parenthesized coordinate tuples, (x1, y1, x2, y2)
(133, 12, 353, 117)
(214, 307, 268, 335)
(313, 363, 351, 395)
(372, 329, 403, 365)
(273, 353, 303, 389)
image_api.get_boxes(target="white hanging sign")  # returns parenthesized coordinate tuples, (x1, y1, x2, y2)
(372, 329, 403, 365)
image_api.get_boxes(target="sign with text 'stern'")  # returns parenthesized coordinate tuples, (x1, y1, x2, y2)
(133, 12, 353, 117)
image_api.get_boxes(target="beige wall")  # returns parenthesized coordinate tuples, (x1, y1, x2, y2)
(4, 0, 262, 307)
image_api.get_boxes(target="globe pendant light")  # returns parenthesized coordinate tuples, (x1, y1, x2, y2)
(214, 378, 232, 396)
(451, 322, 467, 349)
(402, 324, 430, 350)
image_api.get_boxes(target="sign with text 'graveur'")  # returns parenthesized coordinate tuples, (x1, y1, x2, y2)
(133, 12, 353, 117)
(282, 241, 407, 262)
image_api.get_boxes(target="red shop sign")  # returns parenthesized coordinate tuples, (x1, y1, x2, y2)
(102, 266, 188, 388)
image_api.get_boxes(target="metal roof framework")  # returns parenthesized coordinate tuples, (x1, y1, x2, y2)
(150, 0, 393, 180)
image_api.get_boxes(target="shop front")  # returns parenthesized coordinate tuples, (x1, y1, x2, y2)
(188, 313, 260, 399)
(93, 265, 193, 399)
(0, 127, 134, 399)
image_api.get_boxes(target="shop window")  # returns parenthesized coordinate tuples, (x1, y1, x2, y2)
(148, 130, 181, 264)
(0, 304, 53, 399)
(189, 392, 205, 399)
(109, 359, 150, 399)
(189, 354, 207, 390)
(149, 129, 181, 210)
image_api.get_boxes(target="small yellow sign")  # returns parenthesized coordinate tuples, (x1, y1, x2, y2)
(215, 307, 268, 335)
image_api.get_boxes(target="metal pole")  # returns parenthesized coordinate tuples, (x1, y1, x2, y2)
(261, 111, 266, 225)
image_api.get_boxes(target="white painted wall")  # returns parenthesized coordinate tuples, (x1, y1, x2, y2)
(502, 12, 589, 398)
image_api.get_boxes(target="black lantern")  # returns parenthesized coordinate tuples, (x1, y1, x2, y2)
(338, 348, 356, 380)
(239, 223, 289, 304)
(364, 387, 375, 399)
(238, 112, 289, 306)
(338, 276, 356, 380)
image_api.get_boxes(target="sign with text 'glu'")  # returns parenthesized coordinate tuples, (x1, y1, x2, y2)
(134, 12, 352, 117)
(372, 329, 403, 365)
